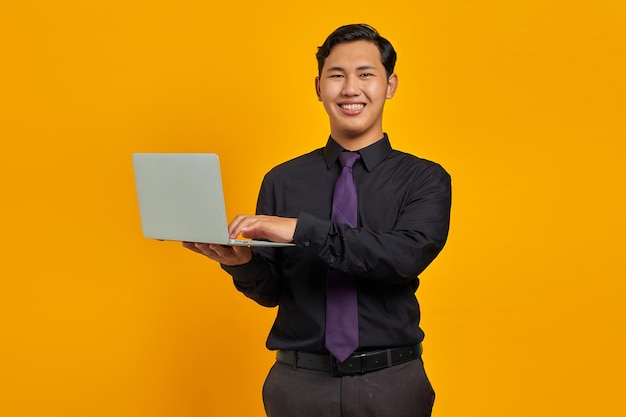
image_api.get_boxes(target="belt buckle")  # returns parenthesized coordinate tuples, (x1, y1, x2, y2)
(330, 353, 366, 377)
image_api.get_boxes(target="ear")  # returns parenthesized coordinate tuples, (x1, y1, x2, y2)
(386, 73, 398, 99)
(315, 76, 322, 101)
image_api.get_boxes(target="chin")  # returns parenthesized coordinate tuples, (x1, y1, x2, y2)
(342, 126, 372, 138)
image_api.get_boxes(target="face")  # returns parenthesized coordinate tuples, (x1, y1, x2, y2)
(315, 40, 398, 149)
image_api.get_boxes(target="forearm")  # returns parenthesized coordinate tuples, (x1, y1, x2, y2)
(294, 213, 446, 283)
(293, 169, 452, 283)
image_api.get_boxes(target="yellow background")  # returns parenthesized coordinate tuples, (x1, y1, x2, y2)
(1, 1, 625, 416)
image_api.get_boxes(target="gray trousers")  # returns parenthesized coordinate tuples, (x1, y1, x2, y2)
(262, 357, 435, 417)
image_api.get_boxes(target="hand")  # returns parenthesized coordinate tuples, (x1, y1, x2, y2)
(182, 242, 252, 266)
(228, 215, 297, 243)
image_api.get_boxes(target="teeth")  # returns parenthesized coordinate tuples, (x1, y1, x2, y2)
(341, 103, 364, 110)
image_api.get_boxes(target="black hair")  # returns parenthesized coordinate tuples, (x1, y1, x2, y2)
(316, 24, 397, 78)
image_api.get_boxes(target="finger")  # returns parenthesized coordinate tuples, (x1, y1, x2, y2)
(207, 244, 236, 258)
(238, 216, 274, 240)
(182, 241, 202, 254)
(193, 243, 228, 262)
(238, 216, 270, 239)
(227, 215, 245, 238)
(229, 214, 255, 238)
(194, 242, 217, 256)
(239, 224, 258, 239)
(202, 243, 252, 265)
(227, 245, 253, 265)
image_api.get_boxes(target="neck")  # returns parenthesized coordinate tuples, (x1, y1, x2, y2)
(330, 130, 385, 151)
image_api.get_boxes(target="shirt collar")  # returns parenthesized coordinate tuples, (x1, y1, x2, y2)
(323, 133, 393, 172)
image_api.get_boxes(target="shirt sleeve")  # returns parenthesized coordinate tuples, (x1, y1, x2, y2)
(221, 253, 279, 307)
(294, 163, 452, 285)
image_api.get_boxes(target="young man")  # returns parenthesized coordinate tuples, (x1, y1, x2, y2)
(183, 24, 451, 417)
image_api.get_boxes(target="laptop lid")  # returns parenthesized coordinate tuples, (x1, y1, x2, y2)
(132, 153, 294, 247)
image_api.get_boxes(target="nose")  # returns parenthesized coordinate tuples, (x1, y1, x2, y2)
(341, 74, 360, 96)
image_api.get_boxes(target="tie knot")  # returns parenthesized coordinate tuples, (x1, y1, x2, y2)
(339, 152, 361, 169)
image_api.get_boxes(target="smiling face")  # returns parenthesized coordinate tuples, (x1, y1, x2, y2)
(315, 40, 398, 150)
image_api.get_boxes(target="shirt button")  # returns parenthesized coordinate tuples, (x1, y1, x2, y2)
(304, 241, 310, 247)
(329, 256, 336, 264)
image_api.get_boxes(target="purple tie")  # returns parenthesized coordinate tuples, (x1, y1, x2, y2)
(325, 152, 361, 362)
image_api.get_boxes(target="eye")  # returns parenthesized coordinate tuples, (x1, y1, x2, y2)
(329, 74, 344, 78)
(360, 73, 374, 77)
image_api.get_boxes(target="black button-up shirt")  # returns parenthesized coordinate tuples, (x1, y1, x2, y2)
(223, 135, 451, 352)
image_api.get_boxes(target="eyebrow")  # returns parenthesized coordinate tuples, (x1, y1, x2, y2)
(326, 65, 379, 73)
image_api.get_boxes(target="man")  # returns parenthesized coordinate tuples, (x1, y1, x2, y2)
(183, 24, 451, 417)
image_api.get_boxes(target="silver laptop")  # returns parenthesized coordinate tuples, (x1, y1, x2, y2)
(132, 153, 295, 247)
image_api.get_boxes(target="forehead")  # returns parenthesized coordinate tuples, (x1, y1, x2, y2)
(323, 40, 383, 71)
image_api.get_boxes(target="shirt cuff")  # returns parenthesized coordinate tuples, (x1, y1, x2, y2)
(220, 254, 266, 285)
(293, 211, 332, 248)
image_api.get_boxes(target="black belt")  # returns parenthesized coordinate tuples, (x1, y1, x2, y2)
(276, 344, 421, 377)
